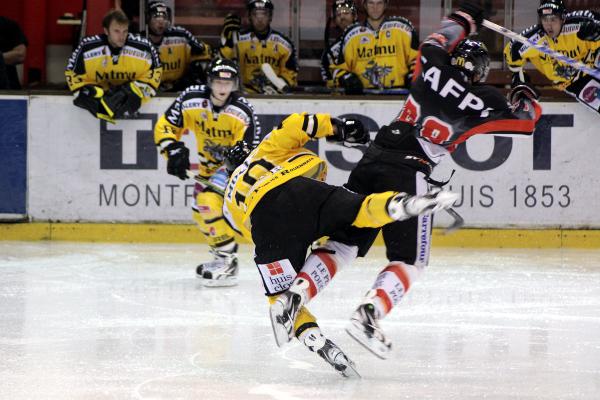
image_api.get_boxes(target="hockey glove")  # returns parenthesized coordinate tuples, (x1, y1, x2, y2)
(508, 73, 539, 104)
(164, 141, 191, 180)
(221, 14, 241, 47)
(329, 118, 369, 146)
(577, 20, 600, 41)
(339, 72, 363, 95)
(224, 141, 251, 174)
(73, 85, 115, 123)
(451, 0, 484, 35)
(109, 82, 144, 118)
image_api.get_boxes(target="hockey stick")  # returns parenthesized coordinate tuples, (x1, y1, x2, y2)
(78, 0, 88, 42)
(482, 19, 600, 80)
(443, 208, 464, 235)
(185, 170, 225, 195)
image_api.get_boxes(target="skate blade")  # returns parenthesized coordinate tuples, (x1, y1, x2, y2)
(339, 360, 361, 379)
(202, 277, 238, 287)
(345, 324, 390, 360)
(269, 301, 292, 347)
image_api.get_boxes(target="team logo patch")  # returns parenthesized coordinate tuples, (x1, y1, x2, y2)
(582, 86, 600, 103)
(266, 261, 284, 275)
(386, 30, 391, 39)
(202, 100, 208, 108)
(197, 205, 211, 213)
(360, 36, 370, 44)
(257, 259, 296, 295)
(209, 227, 216, 236)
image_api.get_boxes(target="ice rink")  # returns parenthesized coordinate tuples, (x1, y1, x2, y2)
(1, 241, 599, 399)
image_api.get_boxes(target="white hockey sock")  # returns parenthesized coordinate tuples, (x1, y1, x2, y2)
(297, 326, 326, 352)
(293, 241, 358, 302)
(295, 249, 338, 300)
(368, 262, 423, 319)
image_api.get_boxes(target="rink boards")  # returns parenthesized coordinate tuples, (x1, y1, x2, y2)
(2, 94, 600, 236)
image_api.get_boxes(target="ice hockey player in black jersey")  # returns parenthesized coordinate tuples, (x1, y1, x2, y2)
(270, 0, 543, 360)
(504, 0, 600, 114)
(144, 1, 212, 92)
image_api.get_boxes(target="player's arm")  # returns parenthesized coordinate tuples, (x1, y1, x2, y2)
(133, 40, 163, 102)
(330, 24, 363, 94)
(503, 24, 541, 80)
(154, 92, 191, 180)
(65, 40, 96, 92)
(418, 0, 484, 66)
(238, 98, 262, 149)
(278, 43, 298, 88)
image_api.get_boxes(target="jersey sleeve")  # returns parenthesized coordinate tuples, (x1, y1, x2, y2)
(503, 24, 541, 72)
(134, 38, 163, 99)
(237, 97, 262, 148)
(154, 90, 186, 146)
(65, 37, 98, 92)
(260, 113, 334, 153)
(185, 29, 212, 62)
(276, 34, 298, 87)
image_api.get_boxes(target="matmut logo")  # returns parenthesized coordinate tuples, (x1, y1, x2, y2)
(266, 262, 284, 275)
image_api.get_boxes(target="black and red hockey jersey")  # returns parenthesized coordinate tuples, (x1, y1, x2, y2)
(380, 17, 541, 166)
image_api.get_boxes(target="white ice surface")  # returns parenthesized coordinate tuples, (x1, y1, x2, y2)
(1, 242, 599, 399)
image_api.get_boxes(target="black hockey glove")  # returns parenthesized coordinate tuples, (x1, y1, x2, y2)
(329, 118, 369, 146)
(452, 0, 484, 34)
(164, 141, 190, 180)
(221, 14, 241, 47)
(508, 77, 540, 105)
(339, 72, 363, 95)
(577, 20, 600, 41)
(224, 141, 251, 174)
(73, 85, 103, 114)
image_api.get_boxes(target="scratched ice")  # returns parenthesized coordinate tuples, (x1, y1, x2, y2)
(1, 241, 599, 399)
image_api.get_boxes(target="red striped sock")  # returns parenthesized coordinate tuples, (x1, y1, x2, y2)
(295, 249, 338, 301)
(369, 262, 420, 318)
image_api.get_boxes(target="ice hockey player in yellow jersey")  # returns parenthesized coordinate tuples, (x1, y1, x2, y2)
(154, 58, 260, 287)
(321, 0, 359, 88)
(219, 0, 298, 94)
(66, 9, 162, 123)
(221, 112, 459, 376)
(144, 1, 212, 92)
(331, 0, 419, 93)
(504, 0, 600, 114)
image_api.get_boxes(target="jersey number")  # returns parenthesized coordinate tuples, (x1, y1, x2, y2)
(234, 159, 276, 207)
(419, 116, 453, 145)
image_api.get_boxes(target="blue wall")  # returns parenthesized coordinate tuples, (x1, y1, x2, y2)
(0, 99, 27, 215)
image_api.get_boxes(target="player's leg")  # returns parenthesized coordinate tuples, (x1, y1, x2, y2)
(192, 183, 239, 287)
(347, 170, 431, 359)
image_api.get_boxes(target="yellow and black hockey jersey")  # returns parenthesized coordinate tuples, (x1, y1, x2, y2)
(219, 28, 298, 93)
(223, 113, 335, 240)
(332, 17, 419, 89)
(321, 38, 343, 87)
(66, 33, 162, 101)
(504, 10, 600, 89)
(154, 85, 261, 178)
(149, 26, 211, 86)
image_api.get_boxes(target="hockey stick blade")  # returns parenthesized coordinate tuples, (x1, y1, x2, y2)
(443, 208, 464, 235)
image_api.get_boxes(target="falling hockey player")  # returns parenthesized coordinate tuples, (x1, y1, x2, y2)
(269, 0, 543, 361)
(154, 58, 260, 287)
(221, 112, 460, 376)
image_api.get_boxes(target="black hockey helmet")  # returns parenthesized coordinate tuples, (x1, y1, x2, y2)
(207, 58, 239, 88)
(537, 0, 566, 18)
(147, 1, 171, 21)
(333, 0, 357, 15)
(450, 38, 490, 83)
(247, 0, 274, 13)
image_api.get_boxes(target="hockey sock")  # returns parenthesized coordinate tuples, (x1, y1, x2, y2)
(367, 262, 423, 319)
(292, 241, 358, 303)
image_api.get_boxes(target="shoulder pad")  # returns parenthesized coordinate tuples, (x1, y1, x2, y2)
(565, 10, 599, 22)
(127, 34, 154, 49)
(270, 30, 294, 45)
(81, 34, 103, 44)
(231, 94, 255, 111)
(180, 85, 210, 99)
(519, 24, 543, 39)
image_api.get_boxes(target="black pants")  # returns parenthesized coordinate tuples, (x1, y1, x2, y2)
(330, 144, 433, 266)
(251, 176, 365, 294)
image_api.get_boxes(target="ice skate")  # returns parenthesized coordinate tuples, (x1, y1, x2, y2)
(199, 248, 239, 287)
(346, 302, 392, 359)
(269, 280, 308, 346)
(302, 330, 360, 378)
